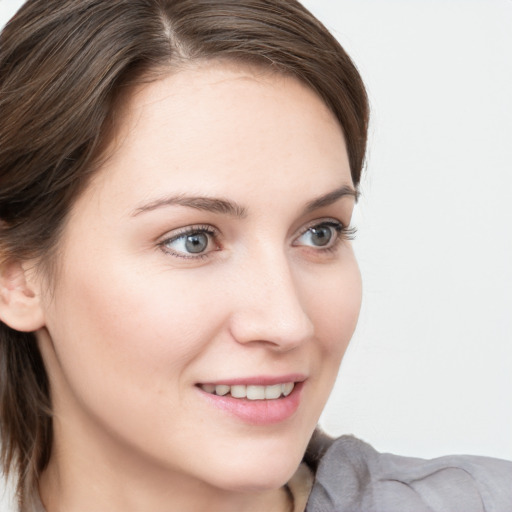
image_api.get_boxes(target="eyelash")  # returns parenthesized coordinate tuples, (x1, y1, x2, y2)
(158, 220, 357, 260)
(295, 220, 357, 254)
(158, 224, 220, 260)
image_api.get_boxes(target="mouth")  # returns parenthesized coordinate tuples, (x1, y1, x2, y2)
(196, 377, 305, 425)
(198, 382, 295, 400)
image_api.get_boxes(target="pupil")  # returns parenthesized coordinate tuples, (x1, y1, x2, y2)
(311, 226, 331, 246)
(185, 233, 208, 253)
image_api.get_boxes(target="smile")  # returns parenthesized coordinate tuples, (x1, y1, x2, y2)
(197, 378, 304, 425)
(198, 382, 295, 400)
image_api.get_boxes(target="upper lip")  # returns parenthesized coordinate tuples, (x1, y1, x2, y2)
(197, 374, 306, 386)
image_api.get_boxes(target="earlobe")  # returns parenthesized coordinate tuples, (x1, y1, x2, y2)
(0, 260, 46, 332)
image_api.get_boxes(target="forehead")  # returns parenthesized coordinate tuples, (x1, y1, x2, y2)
(85, 61, 351, 212)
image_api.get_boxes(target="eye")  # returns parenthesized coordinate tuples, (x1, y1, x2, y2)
(159, 226, 219, 258)
(299, 224, 336, 247)
(294, 220, 354, 250)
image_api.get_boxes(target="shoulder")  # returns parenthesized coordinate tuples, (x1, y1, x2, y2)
(306, 433, 512, 512)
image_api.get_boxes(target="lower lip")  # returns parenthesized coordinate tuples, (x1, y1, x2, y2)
(197, 382, 304, 425)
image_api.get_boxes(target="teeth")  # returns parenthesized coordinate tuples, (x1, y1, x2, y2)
(215, 384, 230, 396)
(265, 384, 283, 399)
(202, 384, 216, 394)
(247, 385, 265, 400)
(282, 382, 294, 397)
(230, 385, 246, 398)
(201, 382, 296, 400)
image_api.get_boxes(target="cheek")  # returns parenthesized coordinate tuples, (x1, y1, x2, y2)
(288, 254, 362, 435)
(40, 258, 235, 457)
(44, 255, 228, 398)
(305, 253, 362, 358)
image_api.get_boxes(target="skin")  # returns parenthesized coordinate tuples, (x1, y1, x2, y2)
(32, 62, 362, 512)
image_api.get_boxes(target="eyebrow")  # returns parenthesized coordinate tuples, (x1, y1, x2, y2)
(132, 194, 248, 218)
(131, 184, 358, 218)
(304, 184, 359, 213)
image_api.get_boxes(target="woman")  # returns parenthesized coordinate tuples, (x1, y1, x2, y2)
(0, 1, 510, 511)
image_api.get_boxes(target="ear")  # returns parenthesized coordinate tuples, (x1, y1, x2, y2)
(0, 260, 45, 332)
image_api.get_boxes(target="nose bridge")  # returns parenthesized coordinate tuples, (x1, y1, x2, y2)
(228, 242, 314, 349)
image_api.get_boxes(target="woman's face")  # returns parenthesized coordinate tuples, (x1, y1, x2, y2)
(36, 63, 362, 492)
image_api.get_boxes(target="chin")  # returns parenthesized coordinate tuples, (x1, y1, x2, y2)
(211, 460, 301, 493)
(195, 431, 309, 492)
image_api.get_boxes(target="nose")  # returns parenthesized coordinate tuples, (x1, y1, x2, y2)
(227, 247, 315, 352)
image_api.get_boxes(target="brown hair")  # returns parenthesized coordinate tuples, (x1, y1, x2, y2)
(0, 0, 368, 506)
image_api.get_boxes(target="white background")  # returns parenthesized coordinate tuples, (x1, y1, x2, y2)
(1, 0, 511, 507)
(299, 0, 511, 461)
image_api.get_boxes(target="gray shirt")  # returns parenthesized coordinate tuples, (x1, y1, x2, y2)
(306, 435, 512, 512)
